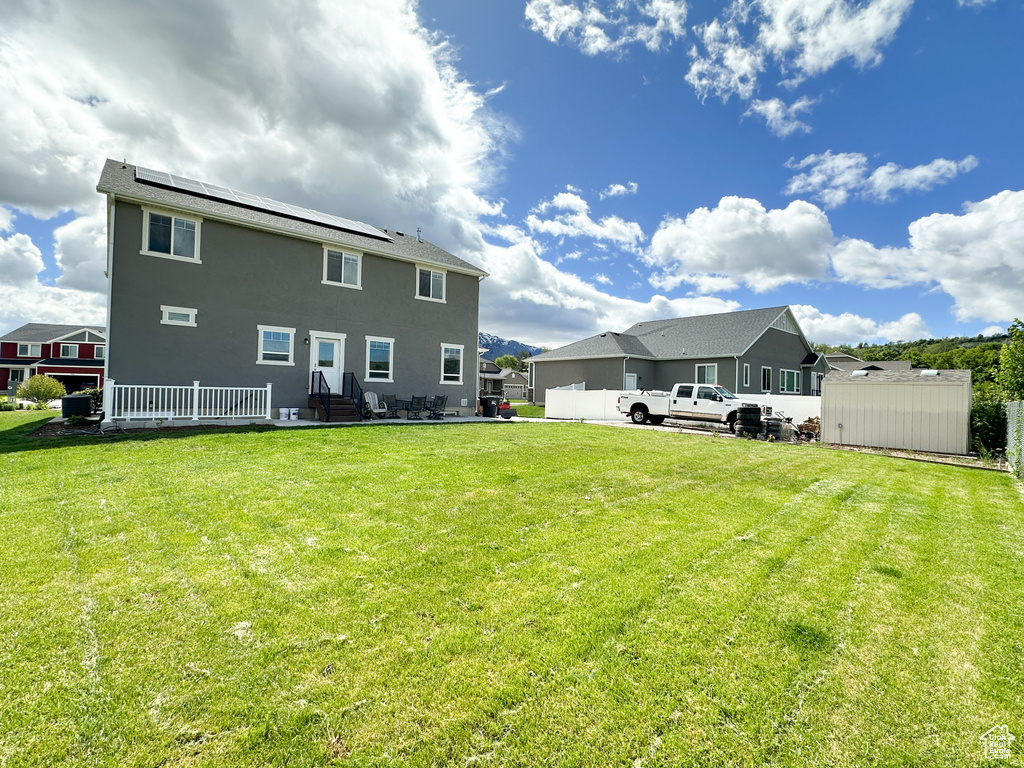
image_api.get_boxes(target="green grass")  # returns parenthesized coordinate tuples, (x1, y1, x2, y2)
(1, 412, 1022, 766)
(511, 404, 544, 418)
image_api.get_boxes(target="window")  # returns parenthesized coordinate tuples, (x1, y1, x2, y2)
(440, 343, 463, 384)
(696, 363, 717, 385)
(16, 343, 41, 358)
(761, 366, 772, 392)
(94, 345, 105, 360)
(257, 325, 295, 366)
(365, 336, 394, 381)
(780, 369, 801, 394)
(416, 266, 445, 302)
(161, 305, 198, 327)
(743, 363, 750, 388)
(697, 386, 717, 400)
(323, 248, 361, 288)
(60, 344, 79, 358)
(675, 385, 694, 398)
(142, 208, 201, 262)
(9, 369, 26, 384)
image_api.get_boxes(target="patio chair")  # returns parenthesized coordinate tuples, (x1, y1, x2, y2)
(407, 395, 427, 420)
(363, 391, 388, 419)
(427, 394, 447, 420)
(381, 393, 401, 418)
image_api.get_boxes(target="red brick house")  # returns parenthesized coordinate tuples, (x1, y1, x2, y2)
(0, 323, 106, 392)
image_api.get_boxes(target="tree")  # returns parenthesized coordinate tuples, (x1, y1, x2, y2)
(997, 320, 1024, 400)
(494, 354, 523, 371)
(17, 374, 66, 407)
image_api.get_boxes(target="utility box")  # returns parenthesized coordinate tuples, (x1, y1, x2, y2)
(61, 394, 93, 418)
(821, 369, 972, 455)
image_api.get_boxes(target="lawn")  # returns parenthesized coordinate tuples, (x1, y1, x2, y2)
(0, 411, 1021, 766)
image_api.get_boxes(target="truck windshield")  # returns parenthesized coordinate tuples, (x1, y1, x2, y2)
(714, 387, 738, 399)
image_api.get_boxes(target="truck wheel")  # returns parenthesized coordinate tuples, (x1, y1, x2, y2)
(630, 406, 649, 424)
(727, 414, 737, 433)
(649, 416, 665, 426)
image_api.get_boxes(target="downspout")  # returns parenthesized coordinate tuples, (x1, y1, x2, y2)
(734, 356, 740, 392)
(623, 356, 629, 389)
(101, 192, 116, 430)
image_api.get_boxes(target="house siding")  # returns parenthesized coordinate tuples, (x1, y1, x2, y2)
(107, 201, 479, 411)
(736, 328, 812, 395)
(533, 357, 624, 404)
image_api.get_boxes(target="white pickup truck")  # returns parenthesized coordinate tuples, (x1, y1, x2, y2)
(617, 384, 761, 431)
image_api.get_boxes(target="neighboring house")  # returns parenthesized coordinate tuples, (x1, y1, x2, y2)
(529, 306, 830, 404)
(96, 160, 486, 420)
(478, 357, 528, 399)
(0, 323, 106, 392)
(821, 368, 972, 454)
(825, 353, 912, 372)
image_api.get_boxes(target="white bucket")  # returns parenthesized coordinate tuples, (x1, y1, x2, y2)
(279, 408, 290, 421)
(290, 408, 299, 420)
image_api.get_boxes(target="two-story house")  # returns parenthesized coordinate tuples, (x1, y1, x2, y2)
(96, 160, 487, 420)
(0, 323, 106, 392)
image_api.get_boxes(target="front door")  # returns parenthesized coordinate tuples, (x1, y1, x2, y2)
(310, 333, 345, 392)
(624, 372, 637, 390)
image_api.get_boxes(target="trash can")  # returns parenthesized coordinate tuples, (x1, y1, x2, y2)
(61, 394, 92, 418)
(481, 396, 499, 418)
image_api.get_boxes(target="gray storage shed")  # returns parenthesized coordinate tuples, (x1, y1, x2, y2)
(821, 369, 972, 455)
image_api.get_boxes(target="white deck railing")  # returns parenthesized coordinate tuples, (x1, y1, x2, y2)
(104, 380, 273, 421)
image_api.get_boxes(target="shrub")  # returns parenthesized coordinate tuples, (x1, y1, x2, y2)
(971, 389, 1007, 456)
(17, 374, 66, 406)
(0, 403, 15, 412)
(80, 387, 103, 413)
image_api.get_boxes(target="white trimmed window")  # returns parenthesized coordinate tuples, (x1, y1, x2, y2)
(161, 305, 198, 327)
(696, 363, 717, 385)
(743, 363, 750, 388)
(780, 369, 801, 394)
(365, 336, 394, 382)
(440, 343, 463, 385)
(142, 208, 202, 263)
(9, 369, 27, 384)
(94, 345, 105, 360)
(323, 247, 361, 288)
(257, 325, 295, 366)
(416, 266, 445, 302)
(761, 366, 772, 392)
(17, 343, 41, 358)
(60, 344, 79, 358)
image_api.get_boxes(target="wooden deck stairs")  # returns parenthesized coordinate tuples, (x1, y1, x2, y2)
(308, 394, 361, 423)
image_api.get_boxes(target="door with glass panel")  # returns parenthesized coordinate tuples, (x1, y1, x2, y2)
(310, 333, 345, 392)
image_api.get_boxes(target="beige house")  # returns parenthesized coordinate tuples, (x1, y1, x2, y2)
(821, 369, 972, 454)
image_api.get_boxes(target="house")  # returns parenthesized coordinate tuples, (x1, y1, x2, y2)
(0, 323, 106, 392)
(528, 306, 830, 404)
(478, 357, 528, 399)
(821, 368, 972, 454)
(825, 352, 913, 371)
(96, 160, 486, 421)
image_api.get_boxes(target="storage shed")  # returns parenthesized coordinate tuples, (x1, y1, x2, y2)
(821, 369, 972, 455)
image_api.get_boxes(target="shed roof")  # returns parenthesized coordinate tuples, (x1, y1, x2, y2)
(823, 369, 971, 384)
(97, 159, 486, 277)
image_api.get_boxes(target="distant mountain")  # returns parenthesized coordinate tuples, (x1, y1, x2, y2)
(479, 332, 544, 361)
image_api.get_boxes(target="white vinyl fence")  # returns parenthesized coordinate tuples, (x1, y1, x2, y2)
(1008, 401, 1023, 480)
(104, 380, 272, 421)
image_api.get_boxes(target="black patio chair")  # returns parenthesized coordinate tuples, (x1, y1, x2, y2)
(407, 395, 427, 419)
(381, 393, 401, 418)
(427, 394, 448, 419)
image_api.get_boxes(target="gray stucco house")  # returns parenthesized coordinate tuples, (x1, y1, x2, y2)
(529, 306, 829, 403)
(97, 160, 486, 420)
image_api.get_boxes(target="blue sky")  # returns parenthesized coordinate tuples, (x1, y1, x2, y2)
(0, 0, 1021, 348)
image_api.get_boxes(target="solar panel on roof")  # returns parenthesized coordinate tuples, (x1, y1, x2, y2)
(133, 165, 391, 242)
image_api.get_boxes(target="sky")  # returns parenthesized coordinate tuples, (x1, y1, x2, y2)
(0, 0, 1021, 349)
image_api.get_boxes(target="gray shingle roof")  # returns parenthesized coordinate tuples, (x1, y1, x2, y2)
(0, 323, 106, 343)
(532, 306, 794, 362)
(96, 159, 486, 277)
(824, 369, 972, 383)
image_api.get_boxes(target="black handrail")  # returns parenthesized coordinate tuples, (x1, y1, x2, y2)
(311, 370, 331, 422)
(341, 372, 363, 421)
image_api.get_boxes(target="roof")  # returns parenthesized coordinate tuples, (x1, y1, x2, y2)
(36, 359, 105, 368)
(826, 353, 912, 371)
(532, 306, 798, 362)
(97, 159, 486, 277)
(823, 369, 972, 384)
(0, 323, 106, 343)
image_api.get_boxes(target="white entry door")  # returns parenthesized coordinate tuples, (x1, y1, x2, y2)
(624, 372, 638, 390)
(310, 332, 345, 392)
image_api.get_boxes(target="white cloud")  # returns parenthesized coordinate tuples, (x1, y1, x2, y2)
(745, 95, 818, 137)
(686, 13, 765, 102)
(600, 181, 639, 199)
(791, 304, 931, 345)
(524, 0, 688, 56)
(0, 206, 13, 232)
(526, 191, 646, 250)
(980, 325, 1006, 337)
(831, 190, 1024, 323)
(958, 0, 997, 6)
(645, 196, 833, 292)
(785, 151, 979, 207)
(593, 273, 613, 284)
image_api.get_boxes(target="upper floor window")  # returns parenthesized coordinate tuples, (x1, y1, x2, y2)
(60, 344, 79, 358)
(142, 208, 202, 263)
(416, 266, 445, 303)
(17, 343, 41, 358)
(440, 344, 463, 385)
(323, 248, 361, 288)
(257, 325, 295, 366)
(161, 305, 198, 327)
(94, 345, 105, 360)
(366, 336, 394, 382)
